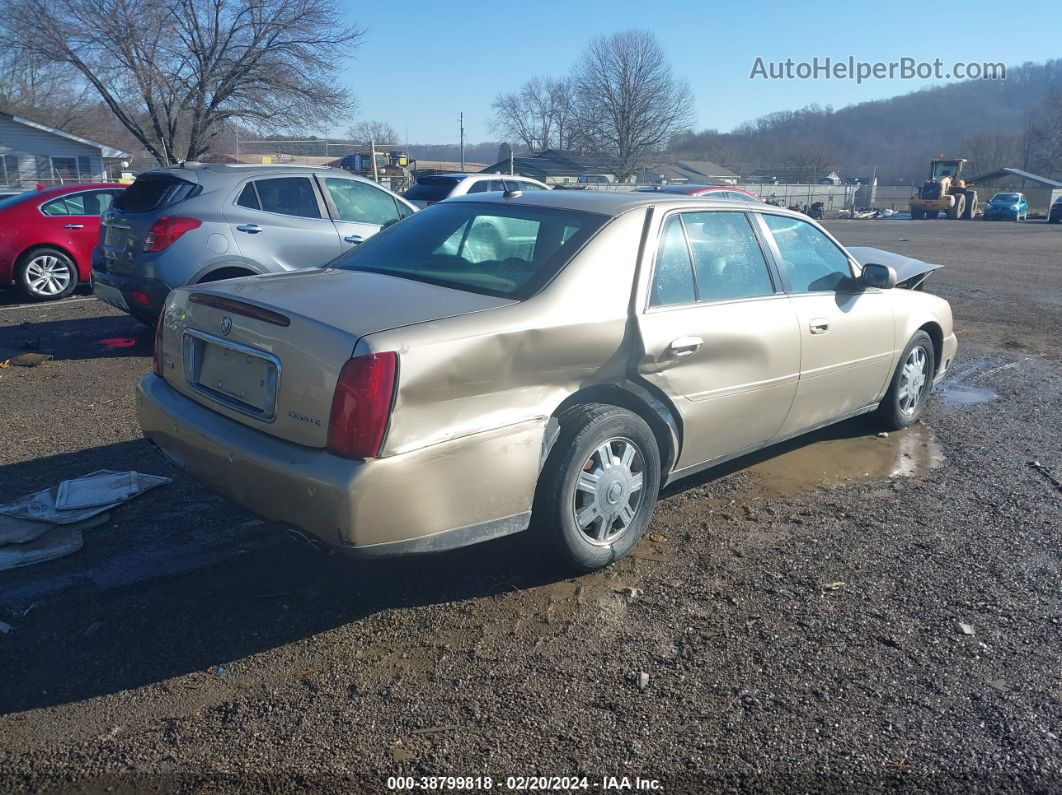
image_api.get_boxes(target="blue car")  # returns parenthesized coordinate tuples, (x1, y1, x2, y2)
(982, 192, 1029, 221)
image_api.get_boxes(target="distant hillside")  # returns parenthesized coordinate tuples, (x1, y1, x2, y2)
(673, 59, 1062, 182)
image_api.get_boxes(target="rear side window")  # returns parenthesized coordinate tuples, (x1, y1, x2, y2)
(682, 212, 774, 301)
(40, 190, 118, 216)
(236, 182, 260, 210)
(649, 215, 696, 307)
(325, 178, 401, 226)
(113, 175, 197, 212)
(252, 177, 322, 219)
(404, 176, 459, 202)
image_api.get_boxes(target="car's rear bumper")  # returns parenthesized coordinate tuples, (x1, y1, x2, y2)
(91, 267, 169, 320)
(136, 373, 539, 555)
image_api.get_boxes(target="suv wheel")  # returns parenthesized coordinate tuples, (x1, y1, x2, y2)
(535, 404, 661, 571)
(17, 247, 78, 300)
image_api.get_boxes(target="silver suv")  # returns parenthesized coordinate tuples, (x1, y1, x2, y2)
(91, 163, 416, 323)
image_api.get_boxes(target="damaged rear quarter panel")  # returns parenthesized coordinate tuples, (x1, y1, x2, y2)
(360, 209, 648, 521)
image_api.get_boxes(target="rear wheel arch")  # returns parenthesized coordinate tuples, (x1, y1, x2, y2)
(18, 242, 80, 274)
(195, 264, 259, 284)
(547, 383, 681, 476)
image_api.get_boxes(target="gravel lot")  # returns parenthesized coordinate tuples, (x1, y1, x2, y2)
(0, 219, 1059, 793)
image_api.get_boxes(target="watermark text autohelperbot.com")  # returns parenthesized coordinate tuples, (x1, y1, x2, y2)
(750, 56, 1006, 83)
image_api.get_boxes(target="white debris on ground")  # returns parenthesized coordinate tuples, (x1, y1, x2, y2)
(0, 471, 171, 571)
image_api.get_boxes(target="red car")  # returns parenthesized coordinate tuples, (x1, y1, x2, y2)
(0, 183, 125, 300)
(636, 184, 764, 202)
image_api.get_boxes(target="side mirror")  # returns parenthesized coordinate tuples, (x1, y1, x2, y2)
(860, 263, 897, 289)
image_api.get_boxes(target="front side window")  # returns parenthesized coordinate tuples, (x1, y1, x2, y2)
(332, 201, 607, 298)
(253, 177, 321, 219)
(325, 178, 401, 226)
(682, 212, 774, 301)
(649, 215, 696, 307)
(761, 214, 852, 293)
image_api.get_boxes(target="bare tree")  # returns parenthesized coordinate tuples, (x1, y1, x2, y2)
(966, 132, 1018, 176)
(347, 120, 401, 145)
(1038, 92, 1062, 178)
(570, 30, 694, 178)
(0, 0, 364, 165)
(490, 76, 573, 152)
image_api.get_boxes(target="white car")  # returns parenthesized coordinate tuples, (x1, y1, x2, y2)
(404, 173, 550, 208)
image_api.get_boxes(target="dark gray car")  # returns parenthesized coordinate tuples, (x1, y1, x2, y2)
(91, 163, 416, 323)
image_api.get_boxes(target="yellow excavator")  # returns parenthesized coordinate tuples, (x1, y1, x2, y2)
(910, 158, 978, 220)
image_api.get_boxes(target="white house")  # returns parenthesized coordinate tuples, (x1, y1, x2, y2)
(0, 112, 131, 188)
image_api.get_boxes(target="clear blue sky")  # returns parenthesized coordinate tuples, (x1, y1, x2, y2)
(338, 0, 1061, 144)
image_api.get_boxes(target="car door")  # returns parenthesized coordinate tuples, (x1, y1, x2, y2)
(756, 212, 895, 433)
(225, 176, 342, 271)
(635, 209, 802, 471)
(318, 176, 412, 252)
(39, 189, 121, 271)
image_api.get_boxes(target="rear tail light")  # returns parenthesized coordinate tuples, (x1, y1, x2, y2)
(132, 290, 150, 306)
(326, 352, 398, 459)
(152, 313, 165, 376)
(143, 216, 202, 253)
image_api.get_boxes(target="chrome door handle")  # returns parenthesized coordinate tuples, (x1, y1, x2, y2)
(343, 234, 364, 244)
(236, 224, 263, 233)
(809, 318, 830, 334)
(63, 223, 84, 229)
(668, 336, 703, 357)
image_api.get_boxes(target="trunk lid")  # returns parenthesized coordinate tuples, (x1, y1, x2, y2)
(158, 268, 515, 448)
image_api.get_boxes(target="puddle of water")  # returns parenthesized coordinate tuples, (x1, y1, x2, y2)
(731, 424, 944, 500)
(939, 382, 999, 406)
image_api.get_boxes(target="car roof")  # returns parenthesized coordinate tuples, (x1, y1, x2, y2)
(143, 163, 374, 184)
(446, 189, 801, 218)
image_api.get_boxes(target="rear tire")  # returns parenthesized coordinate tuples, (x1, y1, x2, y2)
(16, 247, 78, 301)
(962, 190, 977, 219)
(533, 404, 661, 572)
(877, 331, 935, 431)
(947, 195, 965, 220)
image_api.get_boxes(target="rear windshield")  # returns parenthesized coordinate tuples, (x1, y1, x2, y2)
(113, 175, 198, 212)
(403, 176, 460, 202)
(331, 202, 608, 299)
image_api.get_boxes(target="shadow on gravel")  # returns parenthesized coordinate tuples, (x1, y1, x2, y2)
(0, 441, 563, 716)
(0, 313, 152, 361)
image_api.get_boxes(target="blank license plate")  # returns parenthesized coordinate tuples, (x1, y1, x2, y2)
(193, 339, 277, 417)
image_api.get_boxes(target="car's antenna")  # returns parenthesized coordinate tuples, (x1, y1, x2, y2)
(501, 173, 522, 199)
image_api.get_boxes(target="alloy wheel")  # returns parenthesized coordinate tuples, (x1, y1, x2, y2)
(897, 346, 929, 416)
(25, 255, 73, 297)
(572, 437, 646, 545)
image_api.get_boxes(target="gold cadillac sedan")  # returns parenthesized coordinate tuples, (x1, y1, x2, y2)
(138, 190, 956, 571)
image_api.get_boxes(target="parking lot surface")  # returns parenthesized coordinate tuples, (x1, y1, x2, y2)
(0, 219, 1059, 792)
